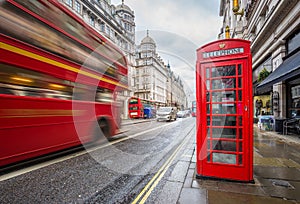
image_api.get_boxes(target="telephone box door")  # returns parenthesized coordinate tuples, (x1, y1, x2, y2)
(196, 39, 253, 182)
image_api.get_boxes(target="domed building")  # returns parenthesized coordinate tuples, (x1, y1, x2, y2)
(114, 0, 135, 51)
(140, 33, 156, 51)
(134, 31, 186, 109)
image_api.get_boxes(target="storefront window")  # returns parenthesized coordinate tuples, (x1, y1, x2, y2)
(291, 85, 300, 118)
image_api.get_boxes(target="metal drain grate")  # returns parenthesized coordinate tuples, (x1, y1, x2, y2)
(270, 179, 295, 189)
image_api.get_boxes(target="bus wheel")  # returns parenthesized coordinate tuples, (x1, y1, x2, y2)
(99, 119, 110, 138)
(94, 119, 111, 142)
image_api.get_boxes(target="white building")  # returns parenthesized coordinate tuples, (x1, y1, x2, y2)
(219, 0, 300, 121)
(59, 0, 136, 119)
(135, 32, 187, 109)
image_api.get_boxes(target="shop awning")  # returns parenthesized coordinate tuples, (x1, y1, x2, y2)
(256, 51, 300, 94)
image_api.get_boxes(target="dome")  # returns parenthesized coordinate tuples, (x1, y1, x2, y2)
(141, 31, 156, 45)
(141, 36, 155, 45)
(116, 1, 133, 15)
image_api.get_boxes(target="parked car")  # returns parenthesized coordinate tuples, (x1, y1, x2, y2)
(156, 107, 177, 121)
(176, 110, 187, 118)
(184, 110, 191, 117)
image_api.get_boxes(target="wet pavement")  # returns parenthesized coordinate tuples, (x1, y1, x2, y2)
(1, 119, 299, 203)
(170, 125, 300, 203)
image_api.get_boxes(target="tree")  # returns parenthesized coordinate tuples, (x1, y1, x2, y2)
(258, 68, 270, 82)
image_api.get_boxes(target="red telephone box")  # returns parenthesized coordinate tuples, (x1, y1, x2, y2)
(196, 39, 253, 182)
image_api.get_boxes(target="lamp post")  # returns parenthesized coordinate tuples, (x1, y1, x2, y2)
(225, 25, 230, 39)
(232, 0, 244, 16)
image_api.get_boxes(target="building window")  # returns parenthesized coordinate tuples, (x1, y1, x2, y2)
(287, 30, 300, 55)
(106, 26, 110, 36)
(66, 0, 73, 7)
(74, 0, 81, 13)
(89, 16, 95, 27)
(100, 22, 105, 32)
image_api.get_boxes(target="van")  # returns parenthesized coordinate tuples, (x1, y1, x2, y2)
(156, 107, 177, 121)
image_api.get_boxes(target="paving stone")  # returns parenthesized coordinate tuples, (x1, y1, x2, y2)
(154, 181, 182, 204)
(217, 181, 266, 196)
(192, 179, 219, 191)
(254, 166, 300, 181)
(207, 190, 294, 204)
(183, 169, 194, 188)
(178, 187, 207, 204)
(188, 162, 196, 170)
(168, 161, 189, 183)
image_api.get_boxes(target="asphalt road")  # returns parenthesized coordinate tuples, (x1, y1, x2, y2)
(0, 117, 195, 203)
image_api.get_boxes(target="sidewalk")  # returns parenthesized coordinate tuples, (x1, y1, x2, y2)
(176, 125, 300, 204)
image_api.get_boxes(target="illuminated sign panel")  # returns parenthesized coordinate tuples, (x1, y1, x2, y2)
(202, 47, 244, 58)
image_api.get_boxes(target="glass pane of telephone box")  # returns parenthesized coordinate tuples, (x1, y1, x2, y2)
(239, 128, 243, 139)
(211, 66, 236, 77)
(206, 68, 210, 78)
(238, 154, 243, 165)
(238, 64, 242, 75)
(238, 77, 242, 88)
(206, 80, 210, 90)
(212, 91, 236, 102)
(212, 153, 236, 164)
(212, 116, 237, 126)
(207, 104, 210, 114)
(207, 116, 211, 125)
(213, 140, 236, 151)
(207, 128, 211, 138)
(206, 92, 210, 102)
(211, 78, 236, 90)
(221, 104, 236, 114)
(212, 128, 237, 139)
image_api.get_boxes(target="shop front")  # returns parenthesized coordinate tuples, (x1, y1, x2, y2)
(257, 50, 300, 119)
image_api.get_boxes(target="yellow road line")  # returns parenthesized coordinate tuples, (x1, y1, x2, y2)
(132, 132, 192, 204)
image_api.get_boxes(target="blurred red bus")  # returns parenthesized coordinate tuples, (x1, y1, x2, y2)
(128, 97, 156, 119)
(0, 0, 128, 167)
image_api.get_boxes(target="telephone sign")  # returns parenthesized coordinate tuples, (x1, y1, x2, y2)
(196, 39, 253, 182)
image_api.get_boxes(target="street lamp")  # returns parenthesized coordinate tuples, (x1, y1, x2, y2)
(225, 25, 230, 39)
(232, 0, 244, 16)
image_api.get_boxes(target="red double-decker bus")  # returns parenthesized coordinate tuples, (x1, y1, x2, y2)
(0, 0, 128, 167)
(128, 97, 156, 119)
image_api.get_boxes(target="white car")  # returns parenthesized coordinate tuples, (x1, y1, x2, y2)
(156, 107, 177, 121)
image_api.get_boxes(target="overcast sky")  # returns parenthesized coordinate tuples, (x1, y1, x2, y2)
(111, 0, 222, 101)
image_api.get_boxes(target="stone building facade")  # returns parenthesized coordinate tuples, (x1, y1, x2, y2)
(59, 0, 136, 119)
(219, 0, 300, 120)
(134, 32, 187, 109)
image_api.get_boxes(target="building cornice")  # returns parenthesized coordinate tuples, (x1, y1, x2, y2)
(251, 0, 298, 56)
(82, 0, 135, 44)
